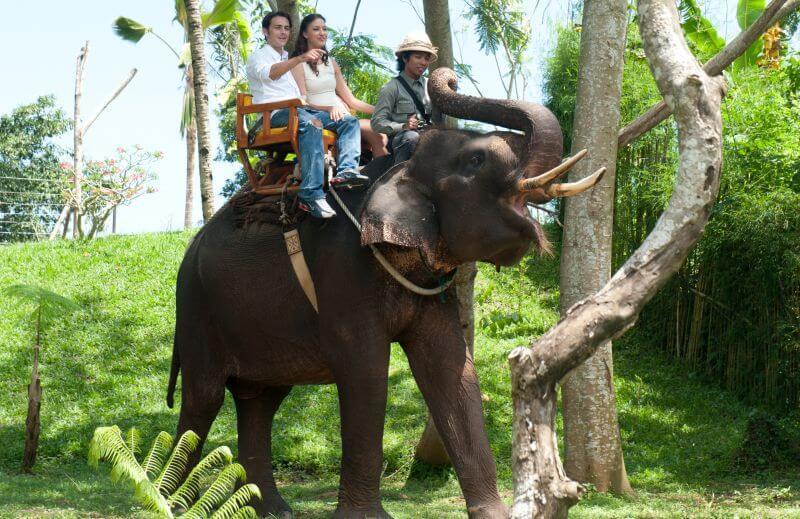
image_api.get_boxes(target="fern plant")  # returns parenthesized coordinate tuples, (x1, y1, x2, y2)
(89, 426, 260, 518)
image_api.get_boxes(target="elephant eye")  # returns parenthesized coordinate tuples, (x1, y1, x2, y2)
(469, 153, 484, 168)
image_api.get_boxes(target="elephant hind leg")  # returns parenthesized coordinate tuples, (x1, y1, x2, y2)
(234, 386, 293, 518)
(175, 372, 226, 472)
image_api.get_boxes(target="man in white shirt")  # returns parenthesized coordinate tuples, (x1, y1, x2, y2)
(245, 11, 368, 219)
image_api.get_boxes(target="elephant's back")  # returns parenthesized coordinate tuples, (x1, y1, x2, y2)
(177, 194, 319, 343)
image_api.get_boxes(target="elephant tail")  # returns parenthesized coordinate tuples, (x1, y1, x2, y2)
(166, 339, 180, 409)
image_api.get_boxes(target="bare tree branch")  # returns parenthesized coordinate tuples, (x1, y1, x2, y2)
(345, 0, 362, 47)
(509, 0, 726, 515)
(618, 0, 798, 148)
(72, 42, 89, 238)
(81, 69, 138, 134)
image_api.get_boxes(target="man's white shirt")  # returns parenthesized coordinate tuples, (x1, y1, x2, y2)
(246, 45, 303, 104)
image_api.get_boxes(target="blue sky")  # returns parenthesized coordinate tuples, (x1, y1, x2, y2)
(0, 1, 773, 234)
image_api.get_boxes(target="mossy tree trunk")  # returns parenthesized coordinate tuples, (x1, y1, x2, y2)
(510, 0, 725, 514)
(558, 0, 632, 495)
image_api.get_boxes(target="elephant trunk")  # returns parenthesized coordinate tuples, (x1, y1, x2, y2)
(428, 67, 563, 178)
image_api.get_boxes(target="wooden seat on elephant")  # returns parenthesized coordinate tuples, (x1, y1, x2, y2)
(235, 93, 337, 196)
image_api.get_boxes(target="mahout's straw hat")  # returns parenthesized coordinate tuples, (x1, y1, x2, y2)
(394, 31, 438, 62)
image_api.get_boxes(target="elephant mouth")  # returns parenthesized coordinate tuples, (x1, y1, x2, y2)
(483, 193, 548, 267)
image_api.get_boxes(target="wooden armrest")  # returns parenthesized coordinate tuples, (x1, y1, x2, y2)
(239, 97, 307, 115)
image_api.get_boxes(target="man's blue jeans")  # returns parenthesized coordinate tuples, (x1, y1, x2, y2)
(270, 107, 361, 201)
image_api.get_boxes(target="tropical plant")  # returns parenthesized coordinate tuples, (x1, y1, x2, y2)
(465, 0, 531, 99)
(4, 284, 79, 472)
(678, 0, 726, 60)
(58, 146, 161, 239)
(113, 0, 246, 227)
(89, 426, 261, 518)
(0, 97, 70, 242)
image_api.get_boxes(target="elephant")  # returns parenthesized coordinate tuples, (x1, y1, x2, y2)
(166, 68, 601, 519)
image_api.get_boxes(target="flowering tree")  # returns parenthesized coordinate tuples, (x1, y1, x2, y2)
(59, 146, 160, 239)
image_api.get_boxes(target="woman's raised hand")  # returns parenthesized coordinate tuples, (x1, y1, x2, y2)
(300, 49, 325, 63)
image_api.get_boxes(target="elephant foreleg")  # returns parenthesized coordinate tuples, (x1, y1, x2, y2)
(234, 387, 292, 518)
(400, 304, 507, 519)
(323, 332, 392, 519)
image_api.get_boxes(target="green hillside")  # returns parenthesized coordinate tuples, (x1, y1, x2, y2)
(0, 232, 798, 518)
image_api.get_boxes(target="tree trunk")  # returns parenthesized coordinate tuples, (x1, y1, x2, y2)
(413, 0, 463, 464)
(424, 0, 456, 128)
(22, 334, 41, 473)
(415, 262, 477, 465)
(184, 70, 197, 229)
(559, 0, 632, 495)
(73, 42, 88, 239)
(185, 0, 216, 223)
(276, 0, 301, 54)
(509, 0, 725, 513)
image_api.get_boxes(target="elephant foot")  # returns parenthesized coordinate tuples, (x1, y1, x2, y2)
(333, 504, 392, 519)
(468, 500, 508, 519)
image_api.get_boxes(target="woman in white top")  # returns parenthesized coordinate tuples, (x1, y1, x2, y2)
(290, 14, 388, 159)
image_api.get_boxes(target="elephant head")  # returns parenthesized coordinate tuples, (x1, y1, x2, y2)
(360, 67, 603, 271)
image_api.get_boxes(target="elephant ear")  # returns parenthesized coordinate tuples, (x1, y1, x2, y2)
(359, 162, 440, 265)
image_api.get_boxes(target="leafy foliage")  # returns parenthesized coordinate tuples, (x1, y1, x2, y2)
(735, 0, 766, 70)
(0, 96, 70, 242)
(544, 20, 800, 412)
(89, 426, 260, 518)
(58, 146, 161, 239)
(678, 0, 725, 60)
(465, 0, 531, 99)
(0, 234, 799, 515)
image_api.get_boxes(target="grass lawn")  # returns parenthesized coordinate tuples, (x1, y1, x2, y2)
(0, 231, 798, 517)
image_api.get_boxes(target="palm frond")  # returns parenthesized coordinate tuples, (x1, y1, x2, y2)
(183, 463, 248, 519)
(233, 11, 252, 63)
(179, 42, 193, 69)
(221, 506, 258, 519)
(113, 16, 151, 43)
(203, 0, 240, 29)
(125, 427, 143, 460)
(4, 284, 79, 312)
(208, 484, 262, 519)
(88, 426, 173, 518)
(154, 430, 201, 495)
(142, 431, 174, 480)
(168, 446, 233, 510)
(181, 84, 195, 136)
(174, 0, 188, 29)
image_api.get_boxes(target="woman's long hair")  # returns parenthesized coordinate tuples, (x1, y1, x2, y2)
(290, 13, 329, 76)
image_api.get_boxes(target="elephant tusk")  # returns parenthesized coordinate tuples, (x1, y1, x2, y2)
(545, 166, 606, 198)
(517, 149, 588, 191)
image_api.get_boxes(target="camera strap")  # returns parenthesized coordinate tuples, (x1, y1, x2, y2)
(396, 75, 431, 125)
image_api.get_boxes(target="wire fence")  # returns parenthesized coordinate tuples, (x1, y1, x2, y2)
(0, 174, 65, 244)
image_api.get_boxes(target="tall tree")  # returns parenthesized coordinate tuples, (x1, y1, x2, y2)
(559, 0, 633, 494)
(277, 0, 301, 53)
(424, 0, 455, 71)
(509, 0, 726, 512)
(68, 42, 137, 238)
(0, 96, 69, 242)
(185, 0, 216, 222)
(413, 0, 462, 465)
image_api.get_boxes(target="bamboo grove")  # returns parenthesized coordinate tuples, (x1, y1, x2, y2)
(543, 21, 800, 412)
